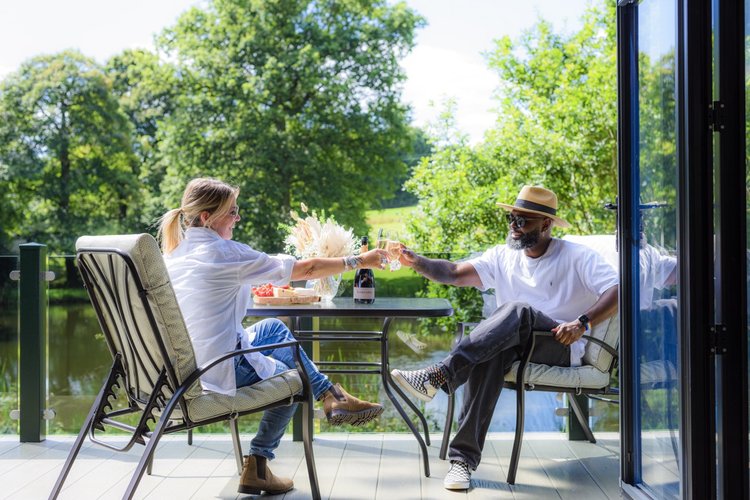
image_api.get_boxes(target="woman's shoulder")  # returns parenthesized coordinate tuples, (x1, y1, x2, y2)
(217, 238, 266, 261)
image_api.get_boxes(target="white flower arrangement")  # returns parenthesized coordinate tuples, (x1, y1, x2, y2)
(284, 203, 359, 259)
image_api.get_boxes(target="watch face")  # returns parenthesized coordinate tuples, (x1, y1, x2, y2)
(578, 314, 590, 325)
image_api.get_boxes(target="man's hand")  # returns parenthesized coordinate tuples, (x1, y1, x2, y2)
(551, 320, 586, 346)
(398, 244, 418, 268)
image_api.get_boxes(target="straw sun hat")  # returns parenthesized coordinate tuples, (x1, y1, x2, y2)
(496, 185, 571, 228)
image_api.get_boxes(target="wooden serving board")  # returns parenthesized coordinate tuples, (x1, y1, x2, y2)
(252, 295, 321, 305)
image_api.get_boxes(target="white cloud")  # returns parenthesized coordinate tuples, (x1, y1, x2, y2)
(402, 45, 497, 144)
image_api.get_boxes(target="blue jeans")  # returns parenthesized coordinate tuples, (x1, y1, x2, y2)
(235, 318, 333, 460)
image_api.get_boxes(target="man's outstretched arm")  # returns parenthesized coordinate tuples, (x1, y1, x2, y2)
(399, 247, 483, 288)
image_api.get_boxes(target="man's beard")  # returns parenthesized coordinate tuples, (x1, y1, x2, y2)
(507, 228, 541, 250)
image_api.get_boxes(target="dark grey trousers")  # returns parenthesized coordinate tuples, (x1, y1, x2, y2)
(442, 301, 571, 469)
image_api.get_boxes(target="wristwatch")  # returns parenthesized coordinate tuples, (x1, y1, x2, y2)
(577, 314, 590, 331)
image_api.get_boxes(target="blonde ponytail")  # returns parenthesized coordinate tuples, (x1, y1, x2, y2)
(157, 208, 184, 254)
(156, 178, 240, 254)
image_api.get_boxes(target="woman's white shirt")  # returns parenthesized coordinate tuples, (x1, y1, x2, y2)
(164, 227, 296, 394)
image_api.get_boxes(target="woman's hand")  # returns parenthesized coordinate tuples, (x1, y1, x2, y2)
(551, 320, 586, 346)
(359, 248, 390, 269)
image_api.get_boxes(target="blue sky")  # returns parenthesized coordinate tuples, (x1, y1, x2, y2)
(0, 0, 591, 143)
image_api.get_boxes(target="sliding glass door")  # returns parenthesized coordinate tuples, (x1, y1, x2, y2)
(633, 1, 680, 495)
(619, 0, 748, 497)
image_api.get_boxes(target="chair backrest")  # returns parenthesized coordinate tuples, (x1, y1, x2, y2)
(562, 234, 620, 372)
(76, 234, 202, 403)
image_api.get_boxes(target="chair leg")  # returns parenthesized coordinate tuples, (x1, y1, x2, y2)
(568, 394, 596, 443)
(229, 416, 244, 476)
(439, 392, 455, 460)
(507, 386, 527, 485)
(48, 403, 97, 499)
(302, 397, 321, 500)
(187, 429, 193, 446)
(122, 412, 173, 500)
(146, 453, 154, 475)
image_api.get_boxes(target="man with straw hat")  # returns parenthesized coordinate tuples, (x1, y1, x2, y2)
(391, 185, 619, 491)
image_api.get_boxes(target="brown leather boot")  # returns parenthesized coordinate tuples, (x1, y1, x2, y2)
(321, 383, 384, 426)
(238, 454, 293, 495)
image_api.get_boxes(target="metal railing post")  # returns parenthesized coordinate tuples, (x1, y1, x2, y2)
(18, 243, 48, 442)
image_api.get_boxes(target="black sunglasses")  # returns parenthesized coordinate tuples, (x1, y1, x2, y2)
(505, 213, 545, 228)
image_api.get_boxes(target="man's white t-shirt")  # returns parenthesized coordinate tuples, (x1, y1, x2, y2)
(639, 244, 676, 310)
(164, 227, 296, 394)
(467, 238, 618, 366)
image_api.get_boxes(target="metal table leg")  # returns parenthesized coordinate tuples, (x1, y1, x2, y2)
(379, 317, 431, 477)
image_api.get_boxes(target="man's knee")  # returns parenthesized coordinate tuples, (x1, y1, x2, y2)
(501, 301, 532, 314)
(486, 301, 533, 322)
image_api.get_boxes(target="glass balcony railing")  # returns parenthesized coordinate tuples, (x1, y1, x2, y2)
(0, 255, 19, 434)
(1, 250, 619, 436)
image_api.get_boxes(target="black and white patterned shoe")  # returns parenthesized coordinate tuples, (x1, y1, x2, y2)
(443, 460, 471, 490)
(390, 368, 438, 402)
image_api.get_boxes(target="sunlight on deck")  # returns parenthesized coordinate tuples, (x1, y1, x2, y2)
(0, 432, 621, 499)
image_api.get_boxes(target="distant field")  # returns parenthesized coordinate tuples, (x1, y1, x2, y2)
(364, 205, 416, 242)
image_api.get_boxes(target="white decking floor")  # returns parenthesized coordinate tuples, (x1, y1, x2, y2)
(0, 432, 621, 499)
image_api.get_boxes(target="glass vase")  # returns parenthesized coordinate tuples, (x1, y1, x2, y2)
(311, 274, 342, 302)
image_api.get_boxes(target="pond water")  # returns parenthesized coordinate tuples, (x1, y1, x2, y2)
(0, 303, 617, 435)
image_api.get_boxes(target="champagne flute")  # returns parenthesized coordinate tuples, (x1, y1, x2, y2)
(376, 229, 402, 271)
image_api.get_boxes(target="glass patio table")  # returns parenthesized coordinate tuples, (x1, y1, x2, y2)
(246, 296, 454, 477)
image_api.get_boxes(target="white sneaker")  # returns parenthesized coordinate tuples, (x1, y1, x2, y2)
(444, 460, 471, 490)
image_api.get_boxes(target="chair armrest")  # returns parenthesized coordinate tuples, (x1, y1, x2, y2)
(182, 340, 302, 389)
(532, 331, 618, 359)
(513, 330, 619, 389)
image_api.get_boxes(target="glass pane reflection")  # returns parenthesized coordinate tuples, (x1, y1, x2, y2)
(637, 0, 680, 497)
(745, 0, 750, 491)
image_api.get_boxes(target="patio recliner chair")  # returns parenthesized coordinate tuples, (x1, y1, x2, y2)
(439, 234, 620, 485)
(49, 234, 320, 500)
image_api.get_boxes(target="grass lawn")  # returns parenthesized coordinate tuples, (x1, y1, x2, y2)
(358, 205, 424, 297)
(364, 205, 416, 243)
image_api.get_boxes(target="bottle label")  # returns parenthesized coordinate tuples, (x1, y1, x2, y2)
(353, 287, 375, 300)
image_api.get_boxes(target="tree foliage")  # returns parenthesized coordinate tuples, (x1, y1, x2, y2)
(0, 0, 422, 255)
(406, 1, 618, 326)
(155, 0, 424, 250)
(0, 51, 138, 255)
(105, 49, 180, 226)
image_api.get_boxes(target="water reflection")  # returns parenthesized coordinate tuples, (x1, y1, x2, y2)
(0, 303, 619, 435)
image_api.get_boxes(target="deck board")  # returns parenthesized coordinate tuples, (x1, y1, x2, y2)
(0, 433, 621, 499)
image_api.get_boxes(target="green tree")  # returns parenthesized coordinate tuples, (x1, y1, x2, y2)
(406, 2, 618, 327)
(106, 49, 180, 225)
(379, 126, 431, 209)
(155, 0, 424, 250)
(484, 2, 618, 233)
(637, 50, 677, 249)
(0, 51, 138, 279)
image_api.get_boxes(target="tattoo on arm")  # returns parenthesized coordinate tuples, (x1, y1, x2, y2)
(413, 256, 457, 284)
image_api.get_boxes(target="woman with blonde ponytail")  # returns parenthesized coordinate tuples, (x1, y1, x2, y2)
(159, 177, 387, 496)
